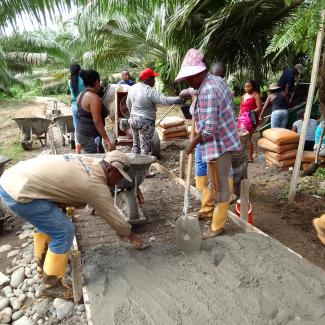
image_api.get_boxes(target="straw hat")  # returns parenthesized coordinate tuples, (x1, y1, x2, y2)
(175, 48, 207, 82)
(104, 150, 132, 182)
(269, 83, 281, 91)
(294, 63, 305, 74)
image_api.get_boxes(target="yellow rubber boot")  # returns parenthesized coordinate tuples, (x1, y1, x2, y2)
(34, 233, 51, 277)
(228, 177, 234, 202)
(197, 187, 214, 219)
(41, 250, 72, 299)
(202, 202, 229, 239)
(313, 214, 325, 245)
(195, 176, 208, 192)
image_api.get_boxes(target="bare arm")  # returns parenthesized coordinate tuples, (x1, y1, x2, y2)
(259, 96, 271, 120)
(185, 132, 202, 155)
(89, 95, 108, 140)
(89, 95, 112, 149)
(253, 92, 262, 115)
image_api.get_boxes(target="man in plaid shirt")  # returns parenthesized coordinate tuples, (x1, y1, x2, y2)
(176, 48, 241, 239)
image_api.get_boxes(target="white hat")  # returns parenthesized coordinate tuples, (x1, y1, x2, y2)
(295, 63, 305, 74)
(269, 83, 281, 91)
(104, 150, 132, 182)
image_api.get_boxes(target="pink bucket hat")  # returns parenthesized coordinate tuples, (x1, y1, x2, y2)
(175, 48, 207, 83)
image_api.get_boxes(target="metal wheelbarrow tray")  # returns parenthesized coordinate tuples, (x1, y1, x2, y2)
(82, 153, 157, 224)
(53, 115, 75, 147)
(0, 156, 11, 230)
(13, 117, 52, 150)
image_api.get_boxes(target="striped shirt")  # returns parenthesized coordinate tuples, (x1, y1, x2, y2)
(126, 83, 184, 121)
(194, 74, 241, 161)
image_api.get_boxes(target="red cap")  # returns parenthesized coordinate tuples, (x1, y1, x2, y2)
(139, 68, 159, 81)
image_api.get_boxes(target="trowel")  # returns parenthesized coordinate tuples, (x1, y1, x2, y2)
(175, 116, 201, 254)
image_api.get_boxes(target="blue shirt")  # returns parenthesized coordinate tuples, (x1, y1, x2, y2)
(315, 122, 325, 145)
(278, 68, 295, 91)
(69, 76, 85, 103)
(118, 79, 135, 86)
(293, 119, 318, 141)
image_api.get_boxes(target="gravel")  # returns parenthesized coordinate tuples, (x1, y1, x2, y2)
(53, 298, 74, 320)
(10, 268, 25, 289)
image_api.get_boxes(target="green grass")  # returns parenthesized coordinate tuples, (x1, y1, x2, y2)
(47, 94, 70, 106)
(233, 96, 241, 106)
(0, 135, 29, 165)
(0, 98, 36, 111)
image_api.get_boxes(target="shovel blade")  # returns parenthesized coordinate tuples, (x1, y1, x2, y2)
(175, 213, 201, 254)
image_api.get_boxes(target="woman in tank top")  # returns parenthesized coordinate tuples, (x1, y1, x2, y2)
(239, 80, 262, 162)
(260, 83, 289, 129)
(76, 69, 111, 153)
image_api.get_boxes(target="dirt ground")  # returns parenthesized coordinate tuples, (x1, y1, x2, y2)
(0, 99, 324, 272)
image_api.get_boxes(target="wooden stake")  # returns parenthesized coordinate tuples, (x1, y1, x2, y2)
(240, 179, 249, 222)
(288, 10, 324, 203)
(179, 151, 186, 179)
(71, 250, 83, 304)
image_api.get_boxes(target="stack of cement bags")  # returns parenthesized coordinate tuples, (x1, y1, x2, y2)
(157, 116, 188, 140)
(258, 128, 299, 168)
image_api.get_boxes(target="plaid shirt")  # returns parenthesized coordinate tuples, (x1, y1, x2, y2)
(194, 74, 240, 161)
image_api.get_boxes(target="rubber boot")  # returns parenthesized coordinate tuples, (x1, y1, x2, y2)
(195, 176, 207, 192)
(313, 214, 325, 245)
(34, 233, 51, 277)
(197, 187, 214, 219)
(40, 250, 72, 299)
(202, 202, 229, 239)
(228, 177, 235, 203)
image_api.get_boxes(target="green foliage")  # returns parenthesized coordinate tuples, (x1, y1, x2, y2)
(266, 0, 322, 61)
(297, 168, 325, 196)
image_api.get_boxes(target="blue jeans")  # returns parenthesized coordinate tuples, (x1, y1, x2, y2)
(271, 109, 288, 128)
(195, 144, 207, 176)
(0, 186, 74, 254)
(195, 144, 234, 177)
(71, 103, 79, 144)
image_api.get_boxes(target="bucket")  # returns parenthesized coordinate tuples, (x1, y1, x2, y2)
(181, 105, 192, 120)
(235, 199, 253, 224)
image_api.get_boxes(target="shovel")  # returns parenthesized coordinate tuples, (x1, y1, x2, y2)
(175, 116, 201, 254)
(302, 124, 325, 176)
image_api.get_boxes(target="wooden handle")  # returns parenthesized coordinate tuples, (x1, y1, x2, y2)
(155, 104, 176, 127)
(185, 115, 196, 192)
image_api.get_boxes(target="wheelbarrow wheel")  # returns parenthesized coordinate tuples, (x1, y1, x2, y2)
(21, 142, 33, 151)
(116, 191, 138, 221)
(107, 129, 116, 151)
(151, 130, 161, 159)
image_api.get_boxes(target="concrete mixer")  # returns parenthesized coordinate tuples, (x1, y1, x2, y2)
(102, 84, 161, 158)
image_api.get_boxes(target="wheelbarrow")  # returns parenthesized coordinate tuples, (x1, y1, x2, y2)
(13, 117, 52, 150)
(102, 84, 161, 158)
(0, 156, 11, 231)
(53, 115, 76, 149)
(83, 153, 156, 224)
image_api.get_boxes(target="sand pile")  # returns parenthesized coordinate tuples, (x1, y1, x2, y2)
(82, 233, 325, 325)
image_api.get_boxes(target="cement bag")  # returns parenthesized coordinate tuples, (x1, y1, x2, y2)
(301, 151, 325, 163)
(159, 116, 185, 129)
(163, 130, 188, 139)
(265, 152, 296, 167)
(156, 125, 187, 135)
(257, 137, 298, 153)
(262, 128, 299, 145)
(266, 149, 297, 162)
